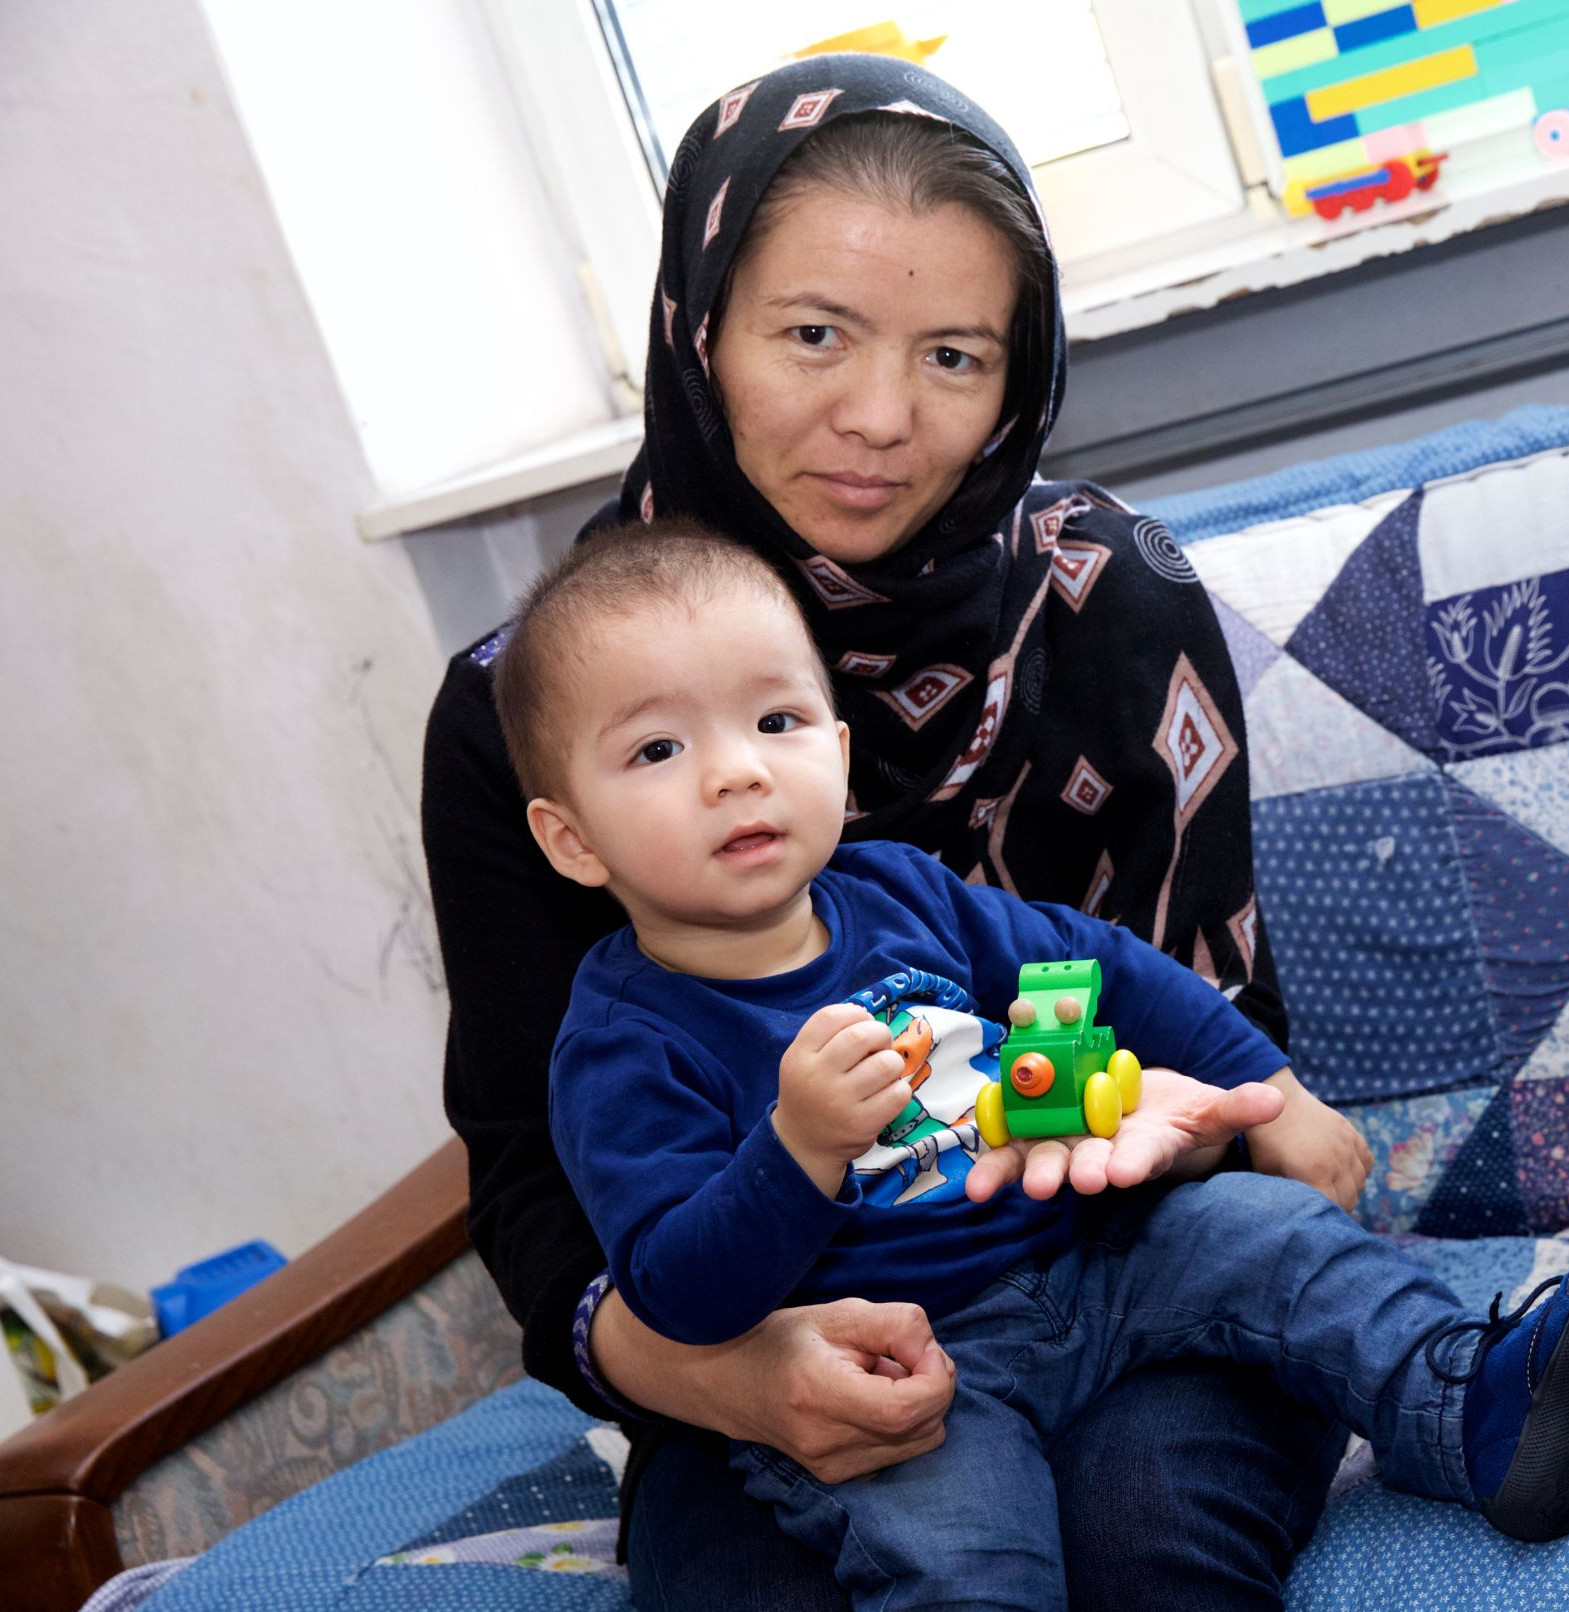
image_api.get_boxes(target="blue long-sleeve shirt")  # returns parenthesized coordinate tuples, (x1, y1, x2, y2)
(549, 840, 1286, 1345)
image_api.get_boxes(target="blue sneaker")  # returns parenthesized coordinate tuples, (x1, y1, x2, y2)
(1430, 1273, 1569, 1541)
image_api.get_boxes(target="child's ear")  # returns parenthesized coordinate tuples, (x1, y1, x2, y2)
(836, 720, 851, 774)
(527, 797, 611, 889)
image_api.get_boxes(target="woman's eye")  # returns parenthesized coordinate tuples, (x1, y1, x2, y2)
(758, 712, 801, 734)
(634, 739, 683, 765)
(930, 346, 979, 374)
(791, 325, 841, 349)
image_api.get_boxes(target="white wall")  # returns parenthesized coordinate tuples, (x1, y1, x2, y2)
(0, 0, 460, 1291)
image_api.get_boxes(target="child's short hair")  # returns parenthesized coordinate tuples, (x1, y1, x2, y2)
(494, 519, 831, 802)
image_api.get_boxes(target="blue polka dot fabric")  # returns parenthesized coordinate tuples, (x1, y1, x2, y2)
(1449, 784, 1569, 1081)
(1413, 1086, 1530, 1239)
(1287, 1481, 1569, 1611)
(1253, 775, 1496, 1104)
(390, 1437, 623, 1553)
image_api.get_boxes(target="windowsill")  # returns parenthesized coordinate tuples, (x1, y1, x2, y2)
(1062, 138, 1569, 341)
(361, 141, 1569, 542)
(356, 414, 644, 542)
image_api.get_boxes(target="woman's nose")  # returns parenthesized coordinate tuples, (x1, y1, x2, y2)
(831, 357, 914, 448)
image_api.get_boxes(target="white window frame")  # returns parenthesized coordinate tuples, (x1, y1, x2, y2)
(490, 0, 1247, 361)
(1030, 0, 1245, 262)
(480, 0, 662, 395)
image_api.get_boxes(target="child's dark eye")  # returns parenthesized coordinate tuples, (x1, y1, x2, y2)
(634, 739, 683, 765)
(758, 712, 801, 734)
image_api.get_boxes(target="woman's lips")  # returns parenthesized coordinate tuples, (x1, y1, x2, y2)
(811, 472, 903, 512)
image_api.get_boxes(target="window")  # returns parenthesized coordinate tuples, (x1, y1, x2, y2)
(496, 0, 1569, 336)
(595, 1, 1132, 181)
(600, 0, 1251, 259)
(204, 1, 1569, 534)
(488, 0, 1249, 384)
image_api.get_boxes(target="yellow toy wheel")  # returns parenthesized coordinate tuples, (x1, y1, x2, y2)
(1107, 1049, 1142, 1114)
(976, 1081, 1011, 1148)
(1082, 1071, 1122, 1139)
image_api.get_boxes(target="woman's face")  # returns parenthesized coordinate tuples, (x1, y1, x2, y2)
(710, 186, 1017, 567)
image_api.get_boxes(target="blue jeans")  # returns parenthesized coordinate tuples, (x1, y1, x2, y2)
(628, 1181, 1347, 1612)
(729, 1175, 1476, 1611)
(626, 1362, 1342, 1611)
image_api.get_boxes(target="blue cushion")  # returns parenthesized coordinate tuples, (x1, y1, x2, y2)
(141, 1379, 631, 1611)
(1287, 1484, 1569, 1611)
(1149, 405, 1569, 542)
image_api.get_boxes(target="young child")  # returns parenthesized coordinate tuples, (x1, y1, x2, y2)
(496, 520, 1569, 1609)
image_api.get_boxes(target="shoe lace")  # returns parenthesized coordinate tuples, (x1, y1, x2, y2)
(1425, 1275, 1564, 1386)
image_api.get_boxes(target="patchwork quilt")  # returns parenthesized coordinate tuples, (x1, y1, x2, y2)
(1165, 409, 1569, 1246)
(102, 407, 1569, 1612)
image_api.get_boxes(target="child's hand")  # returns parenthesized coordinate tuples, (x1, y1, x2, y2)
(774, 1004, 911, 1197)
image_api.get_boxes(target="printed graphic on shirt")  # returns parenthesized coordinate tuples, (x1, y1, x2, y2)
(843, 980, 1005, 1207)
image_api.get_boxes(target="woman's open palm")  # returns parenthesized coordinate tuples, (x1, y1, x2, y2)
(965, 1066, 1287, 1204)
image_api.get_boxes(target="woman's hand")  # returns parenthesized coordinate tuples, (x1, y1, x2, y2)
(965, 1067, 1286, 1203)
(1247, 1069, 1372, 1212)
(589, 1287, 954, 1483)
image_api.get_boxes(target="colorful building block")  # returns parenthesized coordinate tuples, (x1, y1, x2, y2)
(1306, 44, 1477, 120)
(1414, 0, 1511, 28)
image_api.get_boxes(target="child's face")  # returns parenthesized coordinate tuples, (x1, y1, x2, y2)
(529, 580, 850, 945)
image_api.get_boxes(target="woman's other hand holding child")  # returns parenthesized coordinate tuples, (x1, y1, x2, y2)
(1249, 1070, 1373, 1211)
(589, 1286, 954, 1483)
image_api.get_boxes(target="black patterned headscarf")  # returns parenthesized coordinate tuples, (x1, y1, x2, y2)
(615, 52, 1286, 1043)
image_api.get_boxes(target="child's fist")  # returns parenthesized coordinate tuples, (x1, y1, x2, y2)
(774, 1005, 911, 1195)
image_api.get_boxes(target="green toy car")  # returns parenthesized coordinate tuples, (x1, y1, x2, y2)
(974, 960, 1142, 1145)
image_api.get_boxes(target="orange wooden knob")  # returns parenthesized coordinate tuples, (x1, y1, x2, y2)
(1010, 1052, 1055, 1097)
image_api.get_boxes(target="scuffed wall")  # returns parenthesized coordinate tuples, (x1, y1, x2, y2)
(0, 1, 455, 1289)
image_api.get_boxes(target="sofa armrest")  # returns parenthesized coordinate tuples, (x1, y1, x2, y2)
(0, 1136, 470, 1612)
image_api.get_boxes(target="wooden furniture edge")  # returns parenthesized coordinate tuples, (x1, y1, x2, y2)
(0, 1494, 124, 1612)
(0, 1135, 470, 1512)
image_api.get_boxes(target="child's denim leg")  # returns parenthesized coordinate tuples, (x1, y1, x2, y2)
(1044, 1173, 1474, 1506)
(732, 1377, 1068, 1612)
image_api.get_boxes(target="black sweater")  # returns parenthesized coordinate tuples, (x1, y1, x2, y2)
(422, 637, 627, 1416)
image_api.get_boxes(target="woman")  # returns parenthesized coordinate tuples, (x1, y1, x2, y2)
(423, 52, 1367, 1610)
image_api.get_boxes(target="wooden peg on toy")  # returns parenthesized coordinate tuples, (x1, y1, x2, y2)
(974, 961, 1142, 1148)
